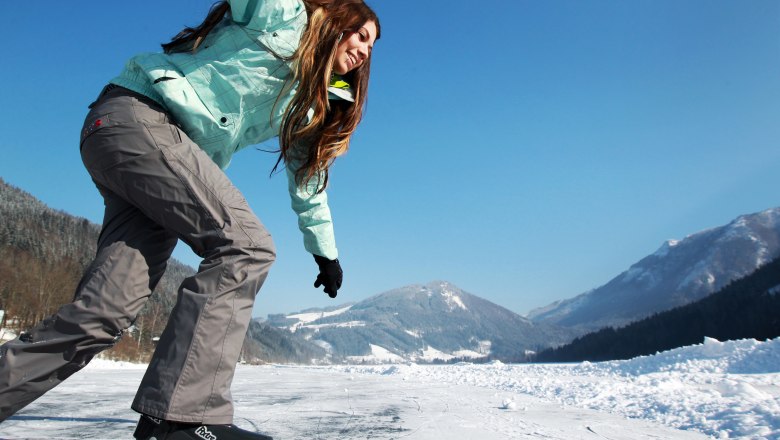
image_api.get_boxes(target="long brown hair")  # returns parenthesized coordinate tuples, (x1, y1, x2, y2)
(279, 0, 380, 193)
(161, 2, 230, 54)
(162, 1, 380, 192)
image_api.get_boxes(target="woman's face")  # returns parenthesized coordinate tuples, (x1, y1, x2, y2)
(333, 20, 377, 75)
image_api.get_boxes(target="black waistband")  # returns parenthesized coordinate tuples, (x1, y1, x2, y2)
(101, 83, 121, 96)
(89, 84, 165, 112)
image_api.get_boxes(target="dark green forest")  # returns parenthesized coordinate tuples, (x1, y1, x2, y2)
(534, 256, 780, 363)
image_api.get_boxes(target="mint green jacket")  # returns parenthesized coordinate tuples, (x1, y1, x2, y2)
(110, 0, 339, 259)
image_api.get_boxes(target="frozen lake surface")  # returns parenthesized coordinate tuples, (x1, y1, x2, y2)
(0, 337, 778, 439)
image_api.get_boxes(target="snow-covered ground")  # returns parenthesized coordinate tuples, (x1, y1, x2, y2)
(332, 337, 780, 439)
(0, 338, 778, 439)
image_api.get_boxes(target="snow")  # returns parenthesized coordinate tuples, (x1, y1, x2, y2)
(678, 259, 716, 290)
(298, 320, 366, 331)
(440, 285, 468, 311)
(1, 338, 779, 439)
(500, 397, 518, 410)
(0, 328, 16, 344)
(286, 305, 353, 332)
(415, 346, 487, 362)
(718, 217, 772, 267)
(452, 348, 488, 359)
(287, 305, 353, 323)
(418, 345, 454, 362)
(0, 313, 18, 344)
(334, 338, 780, 439)
(346, 344, 405, 363)
(412, 341, 491, 363)
(653, 239, 680, 258)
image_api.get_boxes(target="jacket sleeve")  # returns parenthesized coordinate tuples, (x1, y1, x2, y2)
(228, 0, 305, 31)
(286, 160, 339, 259)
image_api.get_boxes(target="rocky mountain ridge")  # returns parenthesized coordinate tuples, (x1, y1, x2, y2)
(528, 207, 780, 331)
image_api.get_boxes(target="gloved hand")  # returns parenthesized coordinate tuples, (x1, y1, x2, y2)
(313, 254, 342, 298)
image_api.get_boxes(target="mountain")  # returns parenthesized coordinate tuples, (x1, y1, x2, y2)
(528, 207, 780, 331)
(241, 319, 331, 364)
(534, 255, 780, 363)
(266, 281, 576, 363)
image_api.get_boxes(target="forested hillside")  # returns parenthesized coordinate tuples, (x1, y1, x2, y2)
(534, 256, 780, 363)
(243, 319, 330, 364)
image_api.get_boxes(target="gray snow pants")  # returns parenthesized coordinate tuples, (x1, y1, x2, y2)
(0, 85, 276, 424)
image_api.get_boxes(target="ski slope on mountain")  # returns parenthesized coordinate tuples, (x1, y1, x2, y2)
(0, 338, 777, 439)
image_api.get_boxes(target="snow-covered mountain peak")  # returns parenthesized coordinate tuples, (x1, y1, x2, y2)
(528, 207, 780, 331)
(268, 281, 575, 363)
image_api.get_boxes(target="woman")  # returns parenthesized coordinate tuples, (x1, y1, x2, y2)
(0, 0, 380, 438)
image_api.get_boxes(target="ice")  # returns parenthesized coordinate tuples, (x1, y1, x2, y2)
(1, 338, 778, 439)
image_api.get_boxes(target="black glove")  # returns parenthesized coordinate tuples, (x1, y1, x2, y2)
(313, 254, 343, 298)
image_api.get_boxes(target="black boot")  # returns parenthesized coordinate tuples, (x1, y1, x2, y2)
(133, 414, 273, 440)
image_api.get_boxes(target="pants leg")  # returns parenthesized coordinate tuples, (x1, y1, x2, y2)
(0, 180, 177, 422)
(79, 88, 276, 424)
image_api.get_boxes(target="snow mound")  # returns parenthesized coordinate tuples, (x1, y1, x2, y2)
(612, 337, 780, 376)
(500, 398, 517, 410)
(331, 337, 780, 439)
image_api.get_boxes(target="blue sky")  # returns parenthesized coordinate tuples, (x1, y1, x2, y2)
(1, 1, 778, 318)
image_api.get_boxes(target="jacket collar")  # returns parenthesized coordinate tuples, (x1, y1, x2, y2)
(328, 74, 355, 102)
